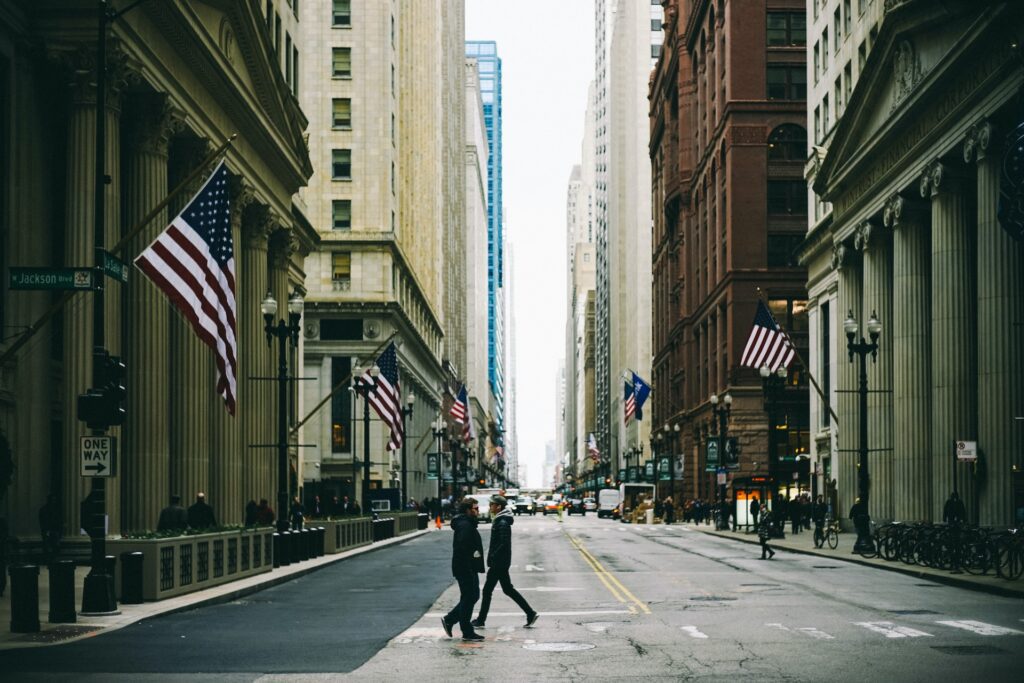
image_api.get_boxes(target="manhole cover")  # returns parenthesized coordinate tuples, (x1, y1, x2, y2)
(523, 642, 596, 652)
(931, 645, 1006, 656)
(889, 609, 939, 615)
(689, 596, 737, 601)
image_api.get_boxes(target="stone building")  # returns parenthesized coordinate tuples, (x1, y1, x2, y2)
(0, 0, 313, 538)
(804, 0, 1024, 526)
(650, 0, 810, 506)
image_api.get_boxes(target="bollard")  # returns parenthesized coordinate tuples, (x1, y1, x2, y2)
(278, 531, 292, 566)
(120, 552, 144, 605)
(417, 513, 428, 531)
(10, 564, 40, 633)
(288, 529, 300, 563)
(272, 532, 282, 568)
(317, 526, 325, 556)
(387, 518, 395, 540)
(302, 528, 312, 560)
(48, 560, 77, 623)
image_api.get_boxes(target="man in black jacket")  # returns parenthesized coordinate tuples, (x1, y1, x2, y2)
(441, 498, 485, 642)
(472, 495, 538, 629)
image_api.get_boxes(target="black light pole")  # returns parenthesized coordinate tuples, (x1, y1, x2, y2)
(844, 310, 881, 553)
(710, 392, 732, 529)
(400, 392, 415, 507)
(431, 417, 446, 502)
(760, 364, 789, 485)
(262, 290, 303, 533)
(353, 363, 380, 514)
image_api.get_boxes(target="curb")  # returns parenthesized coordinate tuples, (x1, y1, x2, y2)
(695, 526, 1024, 600)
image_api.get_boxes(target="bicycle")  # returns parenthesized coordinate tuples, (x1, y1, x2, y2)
(814, 516, 839, 550)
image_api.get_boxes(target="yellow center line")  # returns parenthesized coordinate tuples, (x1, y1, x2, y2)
(566, 534, 651, 615)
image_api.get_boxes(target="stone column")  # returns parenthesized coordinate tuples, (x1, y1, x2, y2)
(966, 122, 1024, 526)
(921, 159, 977, 522)
(240, 208, 273, 506)
(209, 180, 255, 525)
(61, 54, 123, 535)
(885, 194, 932, 522)
(120, 95, 172, 532)
(856, 219, 893, 523)
(832, 242, 861, 526)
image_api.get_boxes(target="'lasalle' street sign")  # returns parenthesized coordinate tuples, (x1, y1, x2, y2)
(10, 267, 95, 291)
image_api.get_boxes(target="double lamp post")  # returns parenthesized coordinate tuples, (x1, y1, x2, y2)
(710, 392, 732, 530)
(844, 310, 882, 553)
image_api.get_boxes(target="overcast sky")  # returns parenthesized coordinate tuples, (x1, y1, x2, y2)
(466, 1, 594, 488)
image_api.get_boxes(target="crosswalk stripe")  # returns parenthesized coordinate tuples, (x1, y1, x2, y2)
(855, 621, 933, 638)
(798, 627, 835, 640)
(937, 620, 1024, 636)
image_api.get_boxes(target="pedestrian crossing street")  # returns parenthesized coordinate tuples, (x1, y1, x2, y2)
(678, 619, 1024, 641)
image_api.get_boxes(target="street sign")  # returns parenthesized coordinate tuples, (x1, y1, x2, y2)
(101, 250, 129, 283)
(9, 267, 95, 291)
(627, 466, 638, 483)
(717, 467, 727, 486)
(645, 461, 655, 482)
(955, 440, 978, 462)
(618, 468, 626, 482)
(80, 435, 116, 477)
(706, 437, 720, 472)
(658, 456, 671, 481)
(725, 437, 740, 470)
(426, 452, 440, 479)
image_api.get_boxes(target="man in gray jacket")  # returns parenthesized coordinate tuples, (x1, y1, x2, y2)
(472, 495, 538, 629)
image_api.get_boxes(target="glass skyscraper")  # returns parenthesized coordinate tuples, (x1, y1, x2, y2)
(465, 40, 504, 430)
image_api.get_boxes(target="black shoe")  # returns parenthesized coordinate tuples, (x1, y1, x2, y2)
(462, 633, 485, 642)
(525, 612, 540, 628)
(769, 551, 776, 559)
(471, 619, 486, 629)
(441, 617, 454, 638)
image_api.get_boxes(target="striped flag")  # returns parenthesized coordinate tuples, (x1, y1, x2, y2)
(739, 300, 795, 372)
(462, 394, 476, 444)
(449, 385, 468, 424)
(358, 342, 403, 450)
(624, 380, 635, 427)
(135, 160, 237, 414)
(587, 433, 600, 462)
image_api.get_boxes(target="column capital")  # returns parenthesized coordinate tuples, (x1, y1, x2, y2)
(963, 120, 999, 164)
(241, 204, 276, 247)
(124, 94, 180, 159)
(53, 42, 134, 111)
(269, 228, 298, 270)
(854, 219, 883, 253)
(830, 241, 858, 271)
(919, 159, 965, 198)
(882, 194, 928, 229)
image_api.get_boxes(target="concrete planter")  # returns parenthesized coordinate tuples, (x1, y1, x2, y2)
(108, 527, 274, 602)
(394, 512, 420, 536)
(318, 517, 373, 554)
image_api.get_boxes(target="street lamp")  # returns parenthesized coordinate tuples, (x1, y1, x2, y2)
(845, 309, 881, 553)
(352, 361, 380, 514)
(431, 416, 446, 501)
(263, 289, 303, 533)
(710, 392, 732, 529)
(760, 364, 789, 489)
(400, 392, 415, 508)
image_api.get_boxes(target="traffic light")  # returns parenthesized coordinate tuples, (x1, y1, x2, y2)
(76, 349, 127, 430)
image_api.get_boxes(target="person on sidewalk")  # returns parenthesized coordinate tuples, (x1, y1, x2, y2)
(256, 498, 275, 526)
(187, 492, 217, 530)
(472, 495, 539, 630)
(758, 504, 775, 559)
(157, 495, 189, 533)
(812, 495, 827, 548)
(663, 496, 675, 525)
(441, 498, 485, 642)
(943, 492, 966, 526)
(749, 496, 760, 532)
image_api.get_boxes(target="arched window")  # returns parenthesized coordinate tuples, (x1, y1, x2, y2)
(767, 124, 807, 161)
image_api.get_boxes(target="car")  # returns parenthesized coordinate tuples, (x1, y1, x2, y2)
(566, 498, 586, 515)
(583, 497, 597, 512)
(465, 494, 493, 523)
(542, 496, 562, 515)
(514, 496, 537, 515)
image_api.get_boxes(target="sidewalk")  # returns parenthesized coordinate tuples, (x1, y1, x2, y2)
(0, 528, 432, 650)
(689, 522, 1024, 599)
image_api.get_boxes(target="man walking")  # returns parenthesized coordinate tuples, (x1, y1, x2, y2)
(472, 495, 539, 630)
(441, 498, 485, 642)
(758, 504, 775, 559)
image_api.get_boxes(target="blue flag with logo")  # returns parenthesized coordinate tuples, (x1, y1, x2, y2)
(632, 372, 651, 421)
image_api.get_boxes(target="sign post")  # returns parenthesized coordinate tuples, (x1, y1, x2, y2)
(953, 440, 978, 496)
(80, 436, 116, 477)
(9, 267, 96, 291)
(426, 452, 439, 480)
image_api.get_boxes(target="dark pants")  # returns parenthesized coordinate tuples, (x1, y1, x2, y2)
(476, 567, 533, 623)
(760, 537, 774, 558)
(444, 572, 480, 636)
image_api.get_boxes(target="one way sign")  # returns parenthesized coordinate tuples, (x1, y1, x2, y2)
(80, 436, 116, 477)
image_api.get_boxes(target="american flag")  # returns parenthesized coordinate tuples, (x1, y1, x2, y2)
(739, 300, 795, 373)
(358, 342, 403, 450)
(624, 380, 635, 427)
(135, 160, 237, 414)
(450, 385, 468, 424)
(587, 433, 600, 462)
(462, 394, 476, 444)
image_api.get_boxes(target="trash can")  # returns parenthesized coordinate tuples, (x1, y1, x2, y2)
(417, 513, 429, 530)
(9, 564, 40, 633)
(645, 509, 655, 525)
(120, 552, 144, 605)
(48, 560, 77, 623)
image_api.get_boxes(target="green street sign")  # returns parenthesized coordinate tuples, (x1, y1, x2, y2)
(426, 453, 440, 480)
(706, 437, 720, 472)
(101, 250, 129, 283)
(645, 461, 655, 482)
(9, 267, 95, 291)
(658, 456, 671, 481)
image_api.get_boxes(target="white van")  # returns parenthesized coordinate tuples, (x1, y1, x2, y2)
(597, 489, 620, 518)
(466, 494, 493, 523)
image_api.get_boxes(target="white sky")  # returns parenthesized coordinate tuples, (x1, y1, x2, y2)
(466, 1, 594, 488)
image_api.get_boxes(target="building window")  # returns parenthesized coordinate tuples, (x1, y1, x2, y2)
(822, 28, 829, 63)
(813, 42, 820, 82)
(333, 0, 350, 27)
(823, 93, 831, 132)
(332, 47, 351, 78)
(332, 98, 351, 128)
(820, 301, 831, 428)
(332, 252, 351, 285)
(769, 298, 809, 333)
(767, 180, 807, 215)
(332, 200, 351, 230)
(844, 0, 852, 36)
(844, 61, 853, 102)
(285, 34, 292, 85)
(767, 234, 804, 267)
(833, 8, 841, 47)
(766, 65, 806, 100)
(332, 149, 351, 180)
(330, 356, 352, 452)
(292, 47, 299, 96)
(274, 13, 281, 55)
(766, 12, 806, 47)
(651, 44, 661, 59)
(835, 77, 843, 113)
(814, 106, 821, 143)
(858, 40, 867, 72)
(767, 124, 806, 161)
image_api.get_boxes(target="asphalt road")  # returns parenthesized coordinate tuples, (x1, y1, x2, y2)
(3, 514, 1023, 682)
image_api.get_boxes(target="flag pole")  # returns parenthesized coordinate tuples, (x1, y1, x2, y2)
(755, 287, 839, 429)
(0, 134, 238, 370)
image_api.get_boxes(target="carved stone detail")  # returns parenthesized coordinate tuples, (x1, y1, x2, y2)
(854, 220, 879, 252)
(892, 39, 923, 110)
(124, 95, 180, 158)
(269, 228, 297, 269)
(964, 121, 997, 164)
(241, 204, 275, 246)
(831, 242, 852, 271)
(919, 159, 958, 198)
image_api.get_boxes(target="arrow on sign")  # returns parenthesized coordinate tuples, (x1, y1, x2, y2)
(83, 462, 107, 475)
